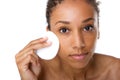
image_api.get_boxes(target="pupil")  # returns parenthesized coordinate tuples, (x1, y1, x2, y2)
(85, 26, 90, 30)
(62, 28, 67, 32)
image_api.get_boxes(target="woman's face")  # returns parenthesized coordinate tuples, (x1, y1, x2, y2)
(49, 0, 99, 69)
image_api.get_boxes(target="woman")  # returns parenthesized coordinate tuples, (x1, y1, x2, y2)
(15, 0, 120, 80)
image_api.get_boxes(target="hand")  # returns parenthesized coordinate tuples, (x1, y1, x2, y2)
(15, 37, 51, 80)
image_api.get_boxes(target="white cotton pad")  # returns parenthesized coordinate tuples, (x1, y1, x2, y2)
(36, 31, 59, 60)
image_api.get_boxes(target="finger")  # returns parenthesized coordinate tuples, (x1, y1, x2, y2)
(16, 40, 52, 59)
(15, 37, 48, 60)
(16, 49, 40, 66)
(17, 54, 39, 80)
(24, 37, 48, 49)
(18, 54, 38, 72)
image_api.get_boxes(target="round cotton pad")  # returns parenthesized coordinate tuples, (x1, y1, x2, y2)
(36, 31, 59, 60)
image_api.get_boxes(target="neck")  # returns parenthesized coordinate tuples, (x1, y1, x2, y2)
(43, 57, 94, 80)
(60, 62, 89, 80)
(61, 57, 94, 80)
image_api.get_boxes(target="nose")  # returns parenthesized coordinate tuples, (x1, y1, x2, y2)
(72, 31, 85, 50)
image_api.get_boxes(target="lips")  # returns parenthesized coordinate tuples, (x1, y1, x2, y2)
(69, 53, 88, 60)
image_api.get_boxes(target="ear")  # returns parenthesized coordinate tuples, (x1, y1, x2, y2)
(97, 30, 100, 39)
(46, 26, 50, 31)
(96, 23, 100, 39)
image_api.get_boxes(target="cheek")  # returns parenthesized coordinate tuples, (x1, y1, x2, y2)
(57, 37, 71, 55)
(59, 38, 69, 50)
(84, 33, 97, 50)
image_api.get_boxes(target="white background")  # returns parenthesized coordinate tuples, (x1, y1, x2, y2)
(0, 0, 120, 80)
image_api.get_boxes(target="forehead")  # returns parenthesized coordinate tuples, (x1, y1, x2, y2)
(52, 0, 95, 14)
(50, 0, 97, 24)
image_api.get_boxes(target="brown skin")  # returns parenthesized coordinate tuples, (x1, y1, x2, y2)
(15, 0, 120, 80)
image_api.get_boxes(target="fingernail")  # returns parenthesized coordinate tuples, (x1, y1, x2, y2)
(40, 36, 48, 39)
(47, 41, 52, 45)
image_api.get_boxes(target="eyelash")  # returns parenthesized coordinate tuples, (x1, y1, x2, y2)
(58, 25, 94, 33)
(83, 25, 95, 32)
(59, 27, 69, 33)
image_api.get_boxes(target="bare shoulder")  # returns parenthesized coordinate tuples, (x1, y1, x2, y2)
(93, 53, 120, 66)
(93, 53, 120, 67)
(93, 53, 120, 79)
(88, 53, 120, 79)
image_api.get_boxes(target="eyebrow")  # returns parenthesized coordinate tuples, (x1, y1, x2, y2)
(55, 21, 70, 25)
(55, 17, 94, 25)
(82, 18, 94, 23)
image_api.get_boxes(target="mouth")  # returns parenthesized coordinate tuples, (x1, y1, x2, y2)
(69, 52, 88, 61)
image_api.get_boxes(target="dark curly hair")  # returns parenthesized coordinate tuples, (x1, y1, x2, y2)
(46, 0, 100, 30)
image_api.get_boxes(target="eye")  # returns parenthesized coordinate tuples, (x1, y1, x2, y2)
(59, 27, 69, 33)
(83, 25, 94, 32)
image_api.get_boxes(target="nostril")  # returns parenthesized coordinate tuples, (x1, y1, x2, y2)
(81, 43, 85, 48)
(72, 32, 85, 49)
(72, 42, 85, 50)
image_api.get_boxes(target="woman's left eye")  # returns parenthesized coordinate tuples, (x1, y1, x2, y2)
(83, 25, 94, 31)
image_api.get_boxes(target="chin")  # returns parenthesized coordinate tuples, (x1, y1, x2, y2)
(71, 61, 89, 70)
(70, 54, 93, 69)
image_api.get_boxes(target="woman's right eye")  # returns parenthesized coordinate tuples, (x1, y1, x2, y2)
(59, 28, 69, 33)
